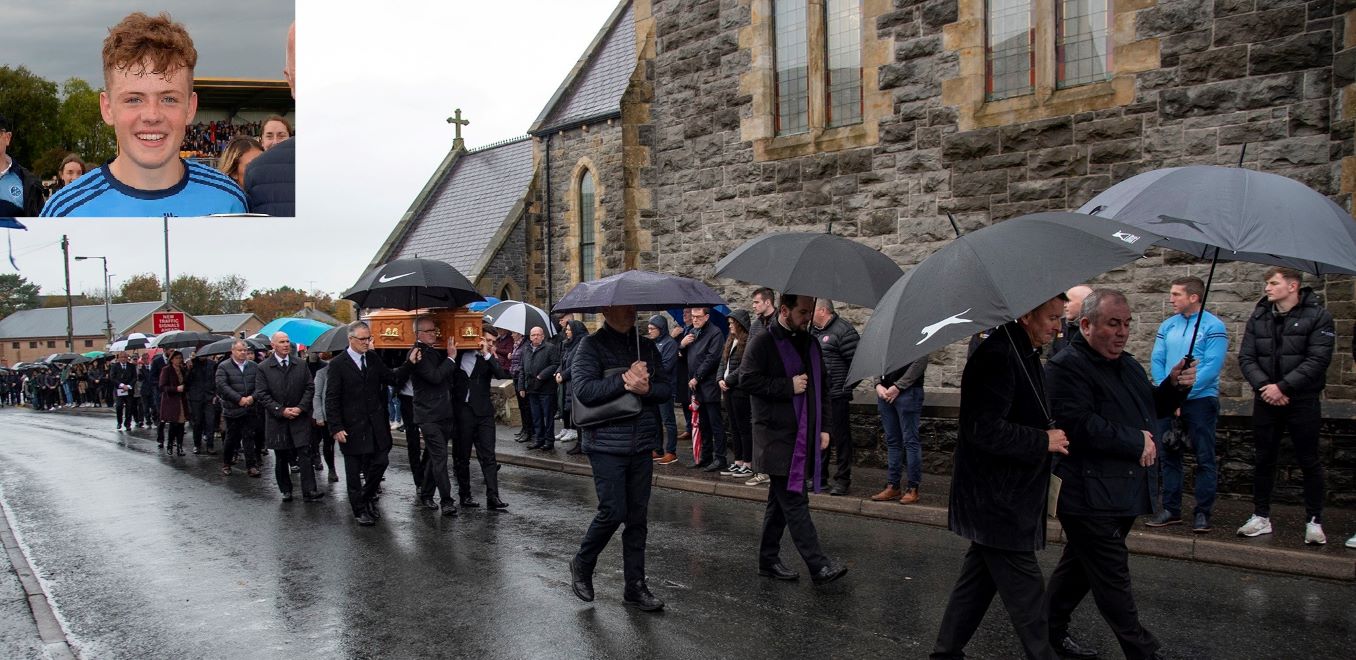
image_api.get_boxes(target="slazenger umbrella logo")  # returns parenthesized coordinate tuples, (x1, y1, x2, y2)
(918, 308, 972, 345)
(377, 272, 416, 283)
(1112, 231, 1141, 244)
(1149, 214, 1207, 232)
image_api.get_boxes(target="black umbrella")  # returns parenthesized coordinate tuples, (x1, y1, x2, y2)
(110, 332, 150, 351)
(483, 300, 555, 337)
(552, 270, 726, 314)
(307, 325, 352, 354)
(197, 336, 264, 358)
(154, 331, 226, 349)
(343, 258, 484, 311)
(714, 232, 905, 308)
(43, 353, 81, 364)
(1080, 165, 1356, 355)
(846, 212, 1162, 385)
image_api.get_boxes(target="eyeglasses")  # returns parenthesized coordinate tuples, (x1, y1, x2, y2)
(350, 336, 373, 342)
(416, 328, 439, 335)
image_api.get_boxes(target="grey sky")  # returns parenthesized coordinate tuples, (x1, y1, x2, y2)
(5, 0, 621, 302)
(0, 1, 293, 86)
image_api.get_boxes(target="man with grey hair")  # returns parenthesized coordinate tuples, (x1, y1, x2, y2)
(405, 315, 460, 516)
(217, 339, 261, 477)
(1045, 288, 1196, 659)
(326, 321, 410, 525)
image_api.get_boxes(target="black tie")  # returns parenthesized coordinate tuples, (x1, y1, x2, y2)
(280, 358, 288, 370)
(359, 355, 366, 371)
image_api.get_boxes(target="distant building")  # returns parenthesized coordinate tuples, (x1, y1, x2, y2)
(195, 312, 265, 338)
(0, 301, 209, 365)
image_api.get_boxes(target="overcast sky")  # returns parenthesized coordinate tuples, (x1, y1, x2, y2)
(5, 0, 621, 299)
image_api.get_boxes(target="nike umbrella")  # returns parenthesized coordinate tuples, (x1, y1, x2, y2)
(343, 258, 484, 311)
(845, 212, 1163, 386)
(714, 232, 905, 308)
(1080, 165, 1356, 355)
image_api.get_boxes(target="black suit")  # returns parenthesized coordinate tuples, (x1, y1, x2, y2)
(684, 324, 727, 465)
(409, 344, 459, 504)
(452, 349, 511, 502)
(255, 354, 316, 497)
(325, 350, 408, 516)
(110, 362, 138, 429)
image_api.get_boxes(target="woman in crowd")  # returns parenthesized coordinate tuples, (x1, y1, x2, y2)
(217, 136, 264, 188)
(49, 154, 88, 199)
(159, 350, 189, 456)
(556, 319, 588, 454)
(718, 311, 753, 478)
(260, 115, 292, 151)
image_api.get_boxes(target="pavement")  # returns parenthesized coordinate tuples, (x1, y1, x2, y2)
(2, 405, 1355, 659)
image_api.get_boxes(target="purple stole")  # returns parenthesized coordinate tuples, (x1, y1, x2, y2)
(772, 331, 824, 494)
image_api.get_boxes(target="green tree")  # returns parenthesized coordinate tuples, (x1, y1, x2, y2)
(0, 66, 60, 170)
(0, 274, 41, 319)
(56, 78, 115, 169)
(115, 273, 162, 303)
(213, 275, 250, 313)
(169, 275, 218, 316)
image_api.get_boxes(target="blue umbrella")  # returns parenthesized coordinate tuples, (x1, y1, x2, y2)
(467, 296, 501, 312)
(258, 317, 334, 347)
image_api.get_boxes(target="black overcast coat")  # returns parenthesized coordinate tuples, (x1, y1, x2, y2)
(949, 323, 1053, 552)
(1238, 287, 1334, 400)
(572, 324, 671, 456)
(738, 320, 833, 478)
(1046, 332, 1187, 518)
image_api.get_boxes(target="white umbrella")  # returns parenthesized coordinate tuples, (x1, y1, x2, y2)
(483, 300, 556, 337)
(109, 332, 150, 352)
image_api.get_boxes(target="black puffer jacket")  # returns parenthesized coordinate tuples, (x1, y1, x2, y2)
(573, 323, 672, 456)
(1238, 287, 1335, 400)
(243, 138, 295, 216)
(810, 313, 860, 398)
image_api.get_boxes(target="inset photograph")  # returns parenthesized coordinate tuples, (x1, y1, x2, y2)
(0, 3, 295, 218)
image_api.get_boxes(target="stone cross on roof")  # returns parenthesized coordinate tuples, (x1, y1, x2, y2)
(446, 108, 470, 151)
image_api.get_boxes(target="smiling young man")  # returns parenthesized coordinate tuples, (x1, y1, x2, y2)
(40, 12, 247, 217)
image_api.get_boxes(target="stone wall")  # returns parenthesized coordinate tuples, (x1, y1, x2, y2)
(640, 0, 1356, 400)
(540, 122, 630, 304)
(479, 215, 530, 301)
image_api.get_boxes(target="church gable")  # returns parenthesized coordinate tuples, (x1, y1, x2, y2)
(532, 1, 637, 133)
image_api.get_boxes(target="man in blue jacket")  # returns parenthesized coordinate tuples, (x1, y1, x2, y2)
(1146, 276, 1227, 532)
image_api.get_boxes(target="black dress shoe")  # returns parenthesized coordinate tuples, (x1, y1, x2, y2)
(566, 445, 583, 455)
(281, 492, 294, 502)
(810, 562, 848, 586)
(758, 562, 799, 580)
(460, 497, 481, 508)
(366, 502, 381, 520)
(1052, 633, 1099, 659)
(302, 492, 326, 502)
(688, 461, 711, 469)
(486, 497, 509, 510)
(569, 558, 594, 602)
(440, 501, 458, 517)
(514, 435, 531, 443)
(419, 497, 439, 510)
(355, 511, 376, 526)
(526, 442, 544, 450)
(829, 483, 849, 496)
(702, 462, 727, 473)
(623, 580, 664, 612)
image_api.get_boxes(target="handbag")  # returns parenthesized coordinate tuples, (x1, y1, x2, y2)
(572, 367, 643, 428)
(1160, 416, 1189, 453)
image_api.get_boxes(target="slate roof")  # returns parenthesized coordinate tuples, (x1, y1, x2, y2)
(291, 307, 342, 327)
(532, 1, 636, 133)
(195, 313, 259, 333)
(0, 301, 167, 339)
(389, 137, 536, 275)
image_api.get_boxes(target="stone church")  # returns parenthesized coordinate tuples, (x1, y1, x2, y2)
(375, 0, 1355, 400)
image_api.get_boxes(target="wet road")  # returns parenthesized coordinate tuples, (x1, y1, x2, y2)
(1, 408, 1353, 659)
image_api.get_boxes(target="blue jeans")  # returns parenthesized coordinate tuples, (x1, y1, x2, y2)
(529, 392, 556, 443)
(657, 398, 678, 454)
(387, 388, 401, 424)
(1154, 396, 1219, 517)
(879, 386, 924, 489)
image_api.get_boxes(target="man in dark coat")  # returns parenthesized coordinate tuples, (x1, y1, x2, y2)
(1046, 289, 1194, 660)
(406, 316, 461, 516)
(325, 321, 410, 526)
(452, 328, 513, 509)
(186, 355, 218, 454)
(519, 326, 561, 450)
(737, 293, 847, 586)
(810, 298, 860, 495)
(216, 340, 261, 477)
(0, 115, 47, 217)
(243, 24, 295, 216)
(931, 298, 1069, 660)
(147, 352, 166, 443)
(568, 304, 671, 612)
(1236, 267, 1335, 544)
(646, 314, 679, 463)
(255, 332, 319, 502)
(683, 306, 727, 470)
(110, 352, 138, 431)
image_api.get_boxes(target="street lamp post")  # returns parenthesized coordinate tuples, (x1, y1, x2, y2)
(74, 256, 113, 343)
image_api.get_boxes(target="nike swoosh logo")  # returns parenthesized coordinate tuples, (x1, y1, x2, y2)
(378, 272, 415, 283)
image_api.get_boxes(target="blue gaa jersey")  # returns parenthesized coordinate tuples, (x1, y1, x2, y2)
(0, 168, 25, 217)
(40, 160, 247, 217)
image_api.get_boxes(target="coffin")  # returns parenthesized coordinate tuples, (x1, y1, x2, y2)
(363, 308, 483, 350)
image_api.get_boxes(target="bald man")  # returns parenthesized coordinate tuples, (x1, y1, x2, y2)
(254, 331, 318, 501)
(244, 22, 295, 215)
(1051, 285, 1093, 357)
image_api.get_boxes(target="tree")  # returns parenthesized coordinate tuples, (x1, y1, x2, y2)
(115, 273, 162, 303)
(56, 78, 116, 169)
(169, 275, 218, 316)
(243, 286, 308, 323)
(0, 66, 60, 170)
(0, 274, 40, 319)
(213, 275, 250, 313)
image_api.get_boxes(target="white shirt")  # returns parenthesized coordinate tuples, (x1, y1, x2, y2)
(274, 352, 290, 368)
(459, 351, 478, 402)
(346, 347, 366, 368)
(233, 358, 248, 373)
(724, 338, 739, 379)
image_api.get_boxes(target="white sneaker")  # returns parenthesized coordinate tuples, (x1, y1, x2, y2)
(745, 473, 770, 486)
(1345, 533, 1356, 549)
(554, 429, 566, 440)
(1305, 518, 1327, 545)
(1236, 515, 1272, 537)
(564, 429, 578, 441)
